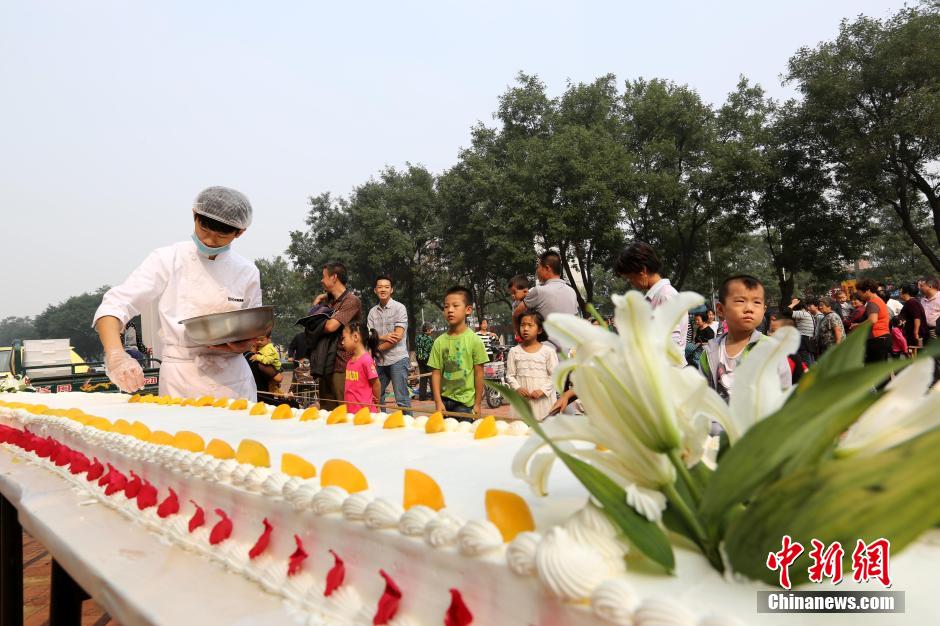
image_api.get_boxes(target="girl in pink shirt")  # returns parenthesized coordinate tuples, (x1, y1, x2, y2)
(342, 321, 381, 413)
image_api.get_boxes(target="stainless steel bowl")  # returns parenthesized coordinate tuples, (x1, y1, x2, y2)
(178, 306, 275, 346)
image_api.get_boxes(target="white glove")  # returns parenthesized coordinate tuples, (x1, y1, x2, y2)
(105, 349, 145, 393)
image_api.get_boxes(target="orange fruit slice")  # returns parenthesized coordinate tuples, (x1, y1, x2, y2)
(425, 411, 445, 434)
(474, 415, 498, 440)
(485, 489, 535, 542)
(281, 453, 317, 479)
(403, 469, 445, 510)
(353, 407, 373, 425)
(249, 402, 268, 416)
(206, 438, 235, 460)
(173, 431, 205, 453)
(320, 459, 368, 493)
(150, 430, 175, 446)
(383, 411, 404, 429)
(236, 439, 270, 467)
(271, 404, 293, 420)
(299, 407, 320, 421)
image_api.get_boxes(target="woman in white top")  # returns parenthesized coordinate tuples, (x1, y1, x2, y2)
(93, 187, 262, 400)
(506, 310, 559, 420)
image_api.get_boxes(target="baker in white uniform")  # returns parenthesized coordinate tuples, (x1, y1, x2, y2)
(93, 187, 262, 400)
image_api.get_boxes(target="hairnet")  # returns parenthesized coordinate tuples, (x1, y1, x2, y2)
(193, 186, 253, 229)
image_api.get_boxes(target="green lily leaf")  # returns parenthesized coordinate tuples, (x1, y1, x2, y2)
(700, 353, 935, 530)
(725, 426, 940, 586)
(487, 380, 676, 572)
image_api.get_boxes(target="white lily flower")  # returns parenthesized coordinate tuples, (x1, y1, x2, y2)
(837, 358, 940, 457)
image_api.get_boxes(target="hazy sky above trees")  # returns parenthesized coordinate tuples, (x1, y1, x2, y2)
(0, 0, 905, 316)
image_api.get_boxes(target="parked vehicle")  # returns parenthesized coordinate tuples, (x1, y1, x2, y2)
(482, 345, 509, 409)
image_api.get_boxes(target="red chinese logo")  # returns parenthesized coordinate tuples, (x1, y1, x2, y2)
(851, 538, 891, 587)
(766, 535, 804, 590)
(767, 536, 892, 589)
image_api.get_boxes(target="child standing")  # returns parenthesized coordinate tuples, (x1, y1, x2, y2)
(506, 311, 558, 420)
(429, 286, 489, 420)
(342, 321, 381, 413)
(507, 274, 531, 343)
(699, 275, 792, 402)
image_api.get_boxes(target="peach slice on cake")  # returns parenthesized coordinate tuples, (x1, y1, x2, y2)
(206, 438, 236, 460)
(228, 398, 248, 411)
(173, 431, 206, 453)
(299, 407, 320, 421)
(425, 411, 445, 434)
(474, 415, 498, 439)
(236, 439, 271, 467)
(271, 404, 294, 420)
(212, 397, 230, 408)
(485, 489, 535, 542)
(326, 404, 348, 424)
(403, 469, 445, 510)
(282, 453, 317, 479)
(249, 402, 268, 416)
(320, 459, 368, 493)
(353, 407, 373, 425)
(128, 421, 152, 441)
(150, 430, 175, 446)
(112, 419, 133, 435)
(383, 411, 404, 429)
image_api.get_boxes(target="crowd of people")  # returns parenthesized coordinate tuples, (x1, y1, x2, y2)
(284, 244, 940, 423)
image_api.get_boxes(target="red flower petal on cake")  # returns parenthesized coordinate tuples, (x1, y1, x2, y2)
(136, 481, 158, 510)
(86, 458, 104, 481)
(373, 570, 402, 625)
(287, 535, 308, 577)
(35, 437, 54, 458)
(125, 471, 142, 499)
(104, 468, 127, 496)
(53, 444, 72, 466)
(104, 471, 127, 495)
(98, 463, 115, 487)
(188, 501, 205, 533)
(248, 518, 273, 560)
(444, 589, 473, 626)
(157, 488, 180, 518)
(209, 509, 233, 545)
(69, 452, 90, 475)
(324, 550, 346, 596)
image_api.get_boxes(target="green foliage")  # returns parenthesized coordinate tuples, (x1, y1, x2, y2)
(33, 287, 110, 359)
(787, 3, 940, 272)
(0, 316, 38, 346)
(255, 256, 309, 347)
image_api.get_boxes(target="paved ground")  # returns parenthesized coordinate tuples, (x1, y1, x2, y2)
(23, 531, 116, 626)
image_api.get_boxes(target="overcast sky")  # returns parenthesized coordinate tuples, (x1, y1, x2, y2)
(0, 0, 905, 318)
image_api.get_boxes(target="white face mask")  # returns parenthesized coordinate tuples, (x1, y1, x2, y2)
(192, 233, 231, 257)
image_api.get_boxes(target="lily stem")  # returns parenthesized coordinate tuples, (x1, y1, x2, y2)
(663, 482, 709, 547)
(667, 449, 702, 507)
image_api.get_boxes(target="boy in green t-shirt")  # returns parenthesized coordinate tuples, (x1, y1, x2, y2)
(429, 286, 489, 420)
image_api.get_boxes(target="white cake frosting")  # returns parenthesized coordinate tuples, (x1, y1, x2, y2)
(1, 392, 936, 626)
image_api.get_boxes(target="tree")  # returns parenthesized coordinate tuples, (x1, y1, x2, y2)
(0, 316, 38, 347)
(620, 78, 747, 289)
(255, 256, 309, 347)
(787, 4, 940, 272)
(34, 287, 110, 359)
(288, 166, 444, 344)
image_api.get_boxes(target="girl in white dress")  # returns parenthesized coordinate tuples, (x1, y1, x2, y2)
(506, 311, 559, 420)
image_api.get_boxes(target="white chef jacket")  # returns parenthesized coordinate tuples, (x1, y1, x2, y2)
(93, 240, 262, 401)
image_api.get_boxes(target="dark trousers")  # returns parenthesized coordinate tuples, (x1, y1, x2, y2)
(417, 361, 432, 400)
(443, 397, 474, 422)
(317, 372, 346, 410)
(864, 335, 890, 364)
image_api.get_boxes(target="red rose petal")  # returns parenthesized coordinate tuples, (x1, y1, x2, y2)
(86, 458, 104, 481)
(125, 471, 142, 499)
(248, 518, 273, 560)
(209, 509, 233, 545)
(324, 550, 345, 597)
(136, 481, 158, 510)
(188, 501, 205, 533)
(445, 588, 473, 626)
(287, 535, 308, 577)
(157, 488, 180, 518)
(373, 570, 402, 625)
